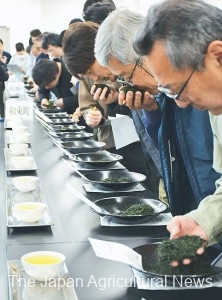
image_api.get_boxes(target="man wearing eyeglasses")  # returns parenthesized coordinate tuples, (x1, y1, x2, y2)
(95, 8, 220, 216)
(62, 21, 159, 189)
(134, 0, 222, 257)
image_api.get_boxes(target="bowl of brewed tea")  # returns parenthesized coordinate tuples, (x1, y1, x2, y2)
(12, 176, 39, 192)
(21, 251, 65, 281)
(12, 202, 46, 223)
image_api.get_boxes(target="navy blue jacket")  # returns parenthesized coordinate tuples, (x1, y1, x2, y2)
(142, 94, 220, 215)
(3, 51, 11, 64)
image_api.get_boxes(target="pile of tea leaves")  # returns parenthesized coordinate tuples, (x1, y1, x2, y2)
(142, 236, 212, 275)
(143, 256, 213, 276)
(102, 177, 132, 183)
(118, 204, 154, 216)
(156, 236, 207, 264)
(46, 100, 55, 109)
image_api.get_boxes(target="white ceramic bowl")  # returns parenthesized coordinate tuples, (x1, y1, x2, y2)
(12, 176, 39, 192)
(13, 132, 31, 143)
(12, 201, 46, 223)
(21, 251, 65, 281)
(10, 156, 34, 169)
(12, 125, 28, 133)
(9, 143, 29, 155)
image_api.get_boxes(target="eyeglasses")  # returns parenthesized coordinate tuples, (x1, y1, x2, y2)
(117, 58, 154, 87)
(157, 69, 195, 100)
(157, 55, 206, 100)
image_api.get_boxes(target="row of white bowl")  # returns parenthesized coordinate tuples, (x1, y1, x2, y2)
(11, 125, 31, 144)
(6, 117, 65, 282)
(12, 176, 45, 224)
(7, 116, 31, 143)
(7, 117, 32, 167)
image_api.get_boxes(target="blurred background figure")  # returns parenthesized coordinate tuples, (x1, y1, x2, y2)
(10, 42, 31, 75)
(30, 44, 42, 64)
(0, 39, 11, 64)
(0, 57, 9, 121)
(30, 29, 42, 45)
(42, 33, 63, 59)
(26, 43, 42, 79)
(35, 33, 49, 63)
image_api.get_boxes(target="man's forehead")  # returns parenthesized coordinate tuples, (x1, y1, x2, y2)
(108, 57, 131, 75)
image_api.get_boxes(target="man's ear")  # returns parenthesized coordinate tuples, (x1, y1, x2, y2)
(207, 40, 222, 65)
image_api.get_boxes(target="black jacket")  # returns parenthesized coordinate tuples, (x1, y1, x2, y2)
(0, 61, 9, 83)
(38, 58, 78, 114)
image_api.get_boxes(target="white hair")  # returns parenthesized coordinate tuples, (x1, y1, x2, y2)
(95, 8, 144, 66)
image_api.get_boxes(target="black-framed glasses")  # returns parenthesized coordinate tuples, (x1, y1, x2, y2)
(117, 58, 154, 87)
(157, 69, 195, 100)
(157, 55, 205, 100)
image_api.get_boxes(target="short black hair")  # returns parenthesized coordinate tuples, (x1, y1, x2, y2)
(69, 18, 83, 25)
(32, 59, 59, 86)
(82, 0, 116, 18)
(42, 33, 62, 50)
(15, 42, 25, 52)
(83, 2, 115, 24)
(0, 39, 3, 44)
(30, 29, 41, 37)
(59, 30, 66, 45)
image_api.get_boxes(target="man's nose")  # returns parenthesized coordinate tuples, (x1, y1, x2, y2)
(90, 74, 100, 82)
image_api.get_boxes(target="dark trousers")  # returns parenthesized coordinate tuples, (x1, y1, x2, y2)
(0, 82, 5, 118)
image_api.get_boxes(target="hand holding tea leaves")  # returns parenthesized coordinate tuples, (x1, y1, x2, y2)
(167, 215, 208, 266)
(41, 98, 50, 109)
(118, 88, 158, 110)
(91, 84, 118, 104)
(149, 235, 210, 275)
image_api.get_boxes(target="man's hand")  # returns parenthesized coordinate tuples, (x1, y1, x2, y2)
(167, 215, 208, 266)
(72, 107, 81, 123)
(55, 98, 64, 108)
(29, 82, 39, 93)
(91, 84, 118, 104)
(41, 98, 49, 108)
(85, 108, 103, 127)
(118, 90, 158, 110)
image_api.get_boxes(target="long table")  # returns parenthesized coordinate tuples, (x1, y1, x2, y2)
(1, 111, 221, 299)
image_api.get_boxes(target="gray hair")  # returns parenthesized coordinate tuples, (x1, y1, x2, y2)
(134, 0, 222, 71)
(95, 8, 144, 66)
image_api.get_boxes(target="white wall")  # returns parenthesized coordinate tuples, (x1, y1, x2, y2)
(0, 0, 159, 53)
(1, 0, 222, 53)
(0, 0, 41, 53)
